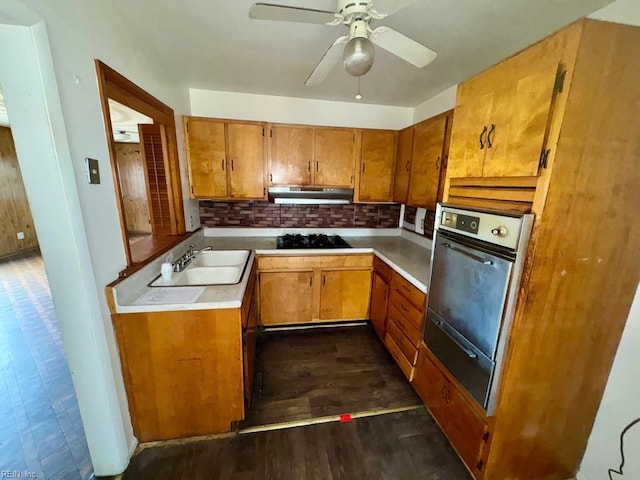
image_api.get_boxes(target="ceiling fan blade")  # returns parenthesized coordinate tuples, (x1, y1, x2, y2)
(369, 0, 419, 17)
(370, 26, 437, 68)
(249, 3, 337, 25)
(305, 36, 349, 86)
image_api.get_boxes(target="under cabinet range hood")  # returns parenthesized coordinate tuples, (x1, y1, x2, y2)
(268, 187, 354, 204)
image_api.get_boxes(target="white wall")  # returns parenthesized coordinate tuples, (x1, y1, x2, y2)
(0, 0, 190, 475)
(190, 88, 413, 130)
(411, 85, 458, 124)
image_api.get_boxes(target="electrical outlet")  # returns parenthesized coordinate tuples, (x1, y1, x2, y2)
(17, 232, 25, 240)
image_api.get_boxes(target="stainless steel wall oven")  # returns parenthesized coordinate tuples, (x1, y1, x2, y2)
(424, 204, 534, 414)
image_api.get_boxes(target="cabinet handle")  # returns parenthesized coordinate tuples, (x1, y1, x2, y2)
(221, 159, 225, 170)
(400, 303, 410, 314)
(362, 162, 366, 173)
(479, 125, 487, 149)
(269, 173, 273, 182)
(405, 160, 410, 172)
(316, 161, 319, 172)
(436, 156, 441, 170)
(443, 155, 448, 168)
(308, 161, 311, 173)
(309, 276, 313, 287)
(231, 159, 234, 171)
(487, 124, 495, 148)
(322, 275, 326, 286)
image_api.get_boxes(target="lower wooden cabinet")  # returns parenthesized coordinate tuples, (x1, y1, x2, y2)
(259, 271, 313, 325)
(257, 254, 373, 325)
(370, 271, 389, 338)
(319, 269, 371, 320)
(412, 344, 490, 478)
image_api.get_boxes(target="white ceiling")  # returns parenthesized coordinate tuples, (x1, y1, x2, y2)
(109, 0, 612, 107)
(108, 99, 153, 143)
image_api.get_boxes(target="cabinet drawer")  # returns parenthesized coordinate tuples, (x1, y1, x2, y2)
(388, 291, 424, 342)
(390, 271, 426, 311)
(258, 254, 372, 271)
(386, 319, 418, 365)
(373, 256, 393, 283)
(413, 344, 488, 475)
(384, 334, 414, 381)
(386, 304, 422, 347)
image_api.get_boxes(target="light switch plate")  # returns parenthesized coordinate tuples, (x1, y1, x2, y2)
(415, 208, 427, 235)
(85, 157, 100, 184)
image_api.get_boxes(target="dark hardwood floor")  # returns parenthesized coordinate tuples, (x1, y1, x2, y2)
(241, 324, 422, 428)
(124, 408, 471, 480)
(0, 252, 92, 479)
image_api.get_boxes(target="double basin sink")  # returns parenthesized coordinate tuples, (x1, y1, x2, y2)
(149, 250, 251, 287)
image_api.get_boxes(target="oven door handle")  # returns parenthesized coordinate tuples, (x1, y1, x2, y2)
(442, 242, 494, 265)
(432, 318, 478, 359)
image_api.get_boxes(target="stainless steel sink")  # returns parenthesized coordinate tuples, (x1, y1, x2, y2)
(149, 250, 251, 287)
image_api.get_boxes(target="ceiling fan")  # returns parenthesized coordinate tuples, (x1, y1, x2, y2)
(249, 0, 437, 86)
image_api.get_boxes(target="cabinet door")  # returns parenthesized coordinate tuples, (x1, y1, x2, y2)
(370, 272, 389, 338)
(314, 128, 356, 187)
(243, 291, 258, 403)
(184, 117, 228, 198)
(407, 115, 448, 209)
(227, 122, 266, 199)
(412, 345, 488, 476)
(358, 130, 397, 202)
(260, 271, 313, 325)
(393, 127, 414, 203)
(319, 270, 372, 320)
(481, 62, 560, 178)
(447, 78, 494, 179)
(269, 124, 313, 185)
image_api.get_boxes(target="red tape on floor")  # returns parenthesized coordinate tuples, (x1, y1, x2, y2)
(339, 414, 352, 423)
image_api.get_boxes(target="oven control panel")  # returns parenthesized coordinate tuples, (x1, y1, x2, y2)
(438, 205, 530, 251)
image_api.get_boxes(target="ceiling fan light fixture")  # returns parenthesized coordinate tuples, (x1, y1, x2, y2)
(343, 37, 375, 77)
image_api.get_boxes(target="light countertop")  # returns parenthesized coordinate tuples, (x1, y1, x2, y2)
(110, 230, 431, 314)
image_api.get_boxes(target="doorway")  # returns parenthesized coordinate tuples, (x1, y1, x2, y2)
(0, 84, 92, 479)
(95, 61, 187, 272)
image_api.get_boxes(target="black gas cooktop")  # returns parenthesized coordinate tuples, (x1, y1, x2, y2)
(276, 234, 352, 249)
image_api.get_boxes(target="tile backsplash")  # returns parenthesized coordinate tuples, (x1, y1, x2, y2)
(403, 205, 436, 239)
(200, 201, 401, 229)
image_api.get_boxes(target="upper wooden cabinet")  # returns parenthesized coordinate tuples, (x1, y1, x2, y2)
(268, 124, 313, 186)
(184, 116, 266, 200)
(314, 128, 357, 187)
(357, 129, 397, 202)
(447, 28, 569, 179)
(393, 127, 414, 204)
(407, 111, 453, 209)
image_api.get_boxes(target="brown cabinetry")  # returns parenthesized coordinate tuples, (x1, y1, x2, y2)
(259, 271, 313, 325)
(268, 124, 313, 186)
(393, 127, 414, 204)
(370, 256, 393, 338)
(412, 344, 489, 477)
(257, 254, 373, 325)
(357, 129, 397, 202)
(184, 116, 266, 200)
(407, 111, 453, 209)
(314, 128, 357, 187)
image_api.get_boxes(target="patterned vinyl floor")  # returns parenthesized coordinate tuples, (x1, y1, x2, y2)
(0, 252, 93, 479)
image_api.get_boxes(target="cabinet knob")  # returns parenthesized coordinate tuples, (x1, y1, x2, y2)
(487, 124, 496, 148)
(479, 125, 488, 150)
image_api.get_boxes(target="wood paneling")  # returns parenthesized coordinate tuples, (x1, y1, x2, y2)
(319, 269, 371, 320)
(373, 255, 393, 283)
(0, 127, 38, 257)
(259, 271, 313, 325)
(269, 124, 313, 186)
(113, 308, 244, 441)
(257, 254, 372, 271)
(408, 114, 449, 209)
(357, 129, 397, 202)
(139, 124, 175, 235)
(484, 20, 640, 480)
(114, 142, 151, 234)
(386, 320, 418, 364)
(393, 127, 414, 203)
(390, 271, 427, 311)
(184, 117, 227, 198)
(314, 128, 356, 187)
(384, 334, 414, 381)
(227, 122, 266, 199)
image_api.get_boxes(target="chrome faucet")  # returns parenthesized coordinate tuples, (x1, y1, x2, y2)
(173, 244, 213, 272)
